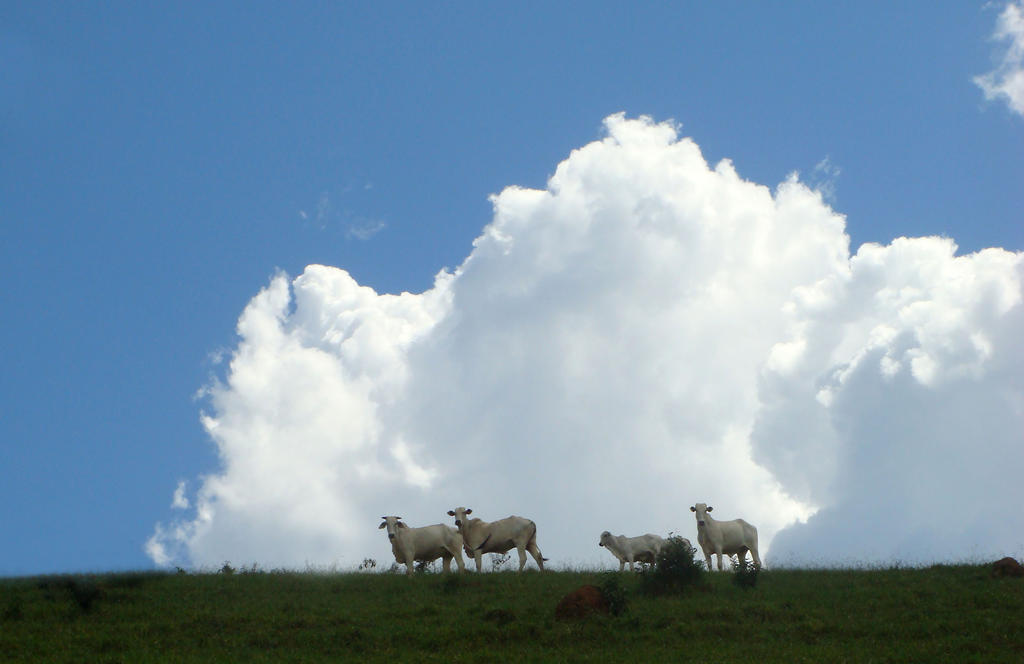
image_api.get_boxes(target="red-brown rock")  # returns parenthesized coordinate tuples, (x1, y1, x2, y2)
(992, 557, 1024, 578)
(554, 585, 610, 620)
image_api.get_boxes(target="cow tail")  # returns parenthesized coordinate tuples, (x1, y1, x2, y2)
(528, 520, 547, 559)
(529, 521, 549, 561)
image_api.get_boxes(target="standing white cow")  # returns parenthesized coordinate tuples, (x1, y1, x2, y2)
(378, 516, 466, 576)
(598, 531, 669, 571)
(447, 507, 546, 572)
(690, 503, 761, 571)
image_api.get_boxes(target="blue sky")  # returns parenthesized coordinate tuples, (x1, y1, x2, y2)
(2, 3, 1022, 575)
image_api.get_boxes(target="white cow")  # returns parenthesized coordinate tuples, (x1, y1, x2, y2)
(690, 503, 761, 571)
(598, 531, 668, 571)
(378, 516, 466, 576)
(447, 507, 546, 572)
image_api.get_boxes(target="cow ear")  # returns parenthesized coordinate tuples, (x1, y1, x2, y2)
(707, 506, 713, 512)
(466, 508, 472, 514)
(397, 521, 407, 529)
(378, 522, 386, 529)
(690, 506, 696, 512)
(447, 510, 456, 516)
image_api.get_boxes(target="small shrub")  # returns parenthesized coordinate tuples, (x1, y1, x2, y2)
(219, 562, 235, 575)
(732, 557, 760, 589)
(415, 560, 436, 574)
(641, 536, 705, 596)
(598, 572, 629, 616)
(358, 558, 378, 572)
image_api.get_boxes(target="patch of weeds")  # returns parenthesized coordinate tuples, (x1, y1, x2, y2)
(732, 557, 761, 589)
(440, 574, 463, 595)
(35, 576, 103, 614)
(483, 608, 516, 626)
(641, 536, 706, 596)
(71, 580, 103, 613)
(415, 560, 436, 574)
(358, 558, 378, 572)
(3, 595, 24, 622)
(104, 572, 150, 589)
(598, 572, 629, 616)
(220, 561, 236, 575)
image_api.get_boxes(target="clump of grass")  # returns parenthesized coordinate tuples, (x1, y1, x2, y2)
(3, 594, 24, 622)
(33, 576, 104, 614)
(440, 573, 463, 594)
(640, 536, 705, 596)
(69, 580, 102, 613)
(482, 608, 516, 626)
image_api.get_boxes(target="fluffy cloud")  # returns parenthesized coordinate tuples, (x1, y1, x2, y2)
(149, 115, 1023, 570)
(756, 239, 1024, 565)
(975, 1, 1024, 117)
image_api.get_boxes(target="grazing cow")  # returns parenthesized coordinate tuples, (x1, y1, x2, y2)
(378, 516, 466, 576)
(598, 531, 667, 571)
(690, 503, 761, 571)
(447, 507, 546, 572)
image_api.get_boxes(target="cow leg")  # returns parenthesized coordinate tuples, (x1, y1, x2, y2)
(516, 545, 529, 572)
(619, 559, 626, 572)
(527, 542, 545, 571)
(441, 553, 452, 574)
(751, 548, 762, 568)
(449, 547, 465, 572)
(473, 551, 484, 573)
(406, 560, 415, 576)
(716, 552, 724, 571)
(627, 556, 635, 572)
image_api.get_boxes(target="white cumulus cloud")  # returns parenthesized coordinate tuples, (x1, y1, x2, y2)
(975, 1, 1024, 117)
(149, 115, 1024, 570)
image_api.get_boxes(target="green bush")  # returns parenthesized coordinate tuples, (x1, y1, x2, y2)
(731, 557, 760, 589)
(641, 536, 705, 595)
(598, 572, 629, 616)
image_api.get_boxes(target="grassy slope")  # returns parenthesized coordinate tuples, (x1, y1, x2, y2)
(2, 565, 1023, 663)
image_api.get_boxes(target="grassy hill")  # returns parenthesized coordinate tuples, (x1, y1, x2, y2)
(2, 563, 1022, 662)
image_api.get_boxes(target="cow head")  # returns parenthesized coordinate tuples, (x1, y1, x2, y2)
(447, 507, 472, 528)
(690, 503, 713, 527)
(598, 531, 613, 547)
(378, 516, 407, 540)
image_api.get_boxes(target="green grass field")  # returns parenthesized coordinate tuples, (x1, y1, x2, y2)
(2, 564, 1022, 663)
